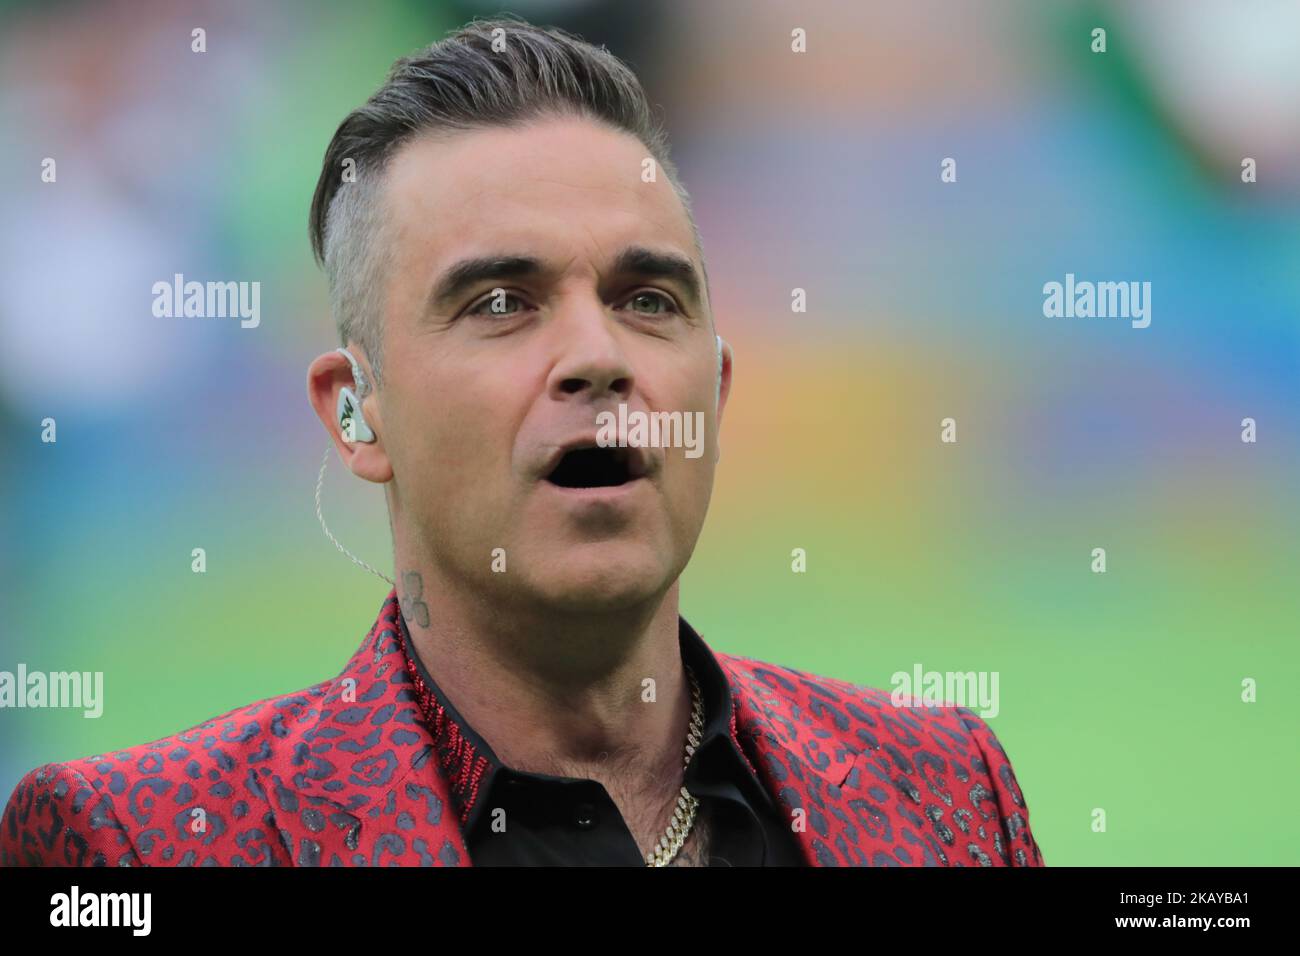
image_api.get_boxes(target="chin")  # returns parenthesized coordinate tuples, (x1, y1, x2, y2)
(523, 543, 674, 613)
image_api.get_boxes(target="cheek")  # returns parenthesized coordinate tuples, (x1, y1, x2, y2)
(423, 427, 493, 494)
(385, 393, 454, 489)
(664, 454, 715, 522)
(395, 393, 514, 497)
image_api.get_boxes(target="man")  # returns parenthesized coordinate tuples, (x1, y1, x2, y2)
(1, 17, 1042, 867)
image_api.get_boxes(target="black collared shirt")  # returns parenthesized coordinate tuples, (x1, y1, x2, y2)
(397, 611, 805, 866)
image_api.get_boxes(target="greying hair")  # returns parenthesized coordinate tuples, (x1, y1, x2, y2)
(309, 15, 706, 388)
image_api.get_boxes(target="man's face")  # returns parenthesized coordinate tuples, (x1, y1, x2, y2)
(371, 114, 729, 612)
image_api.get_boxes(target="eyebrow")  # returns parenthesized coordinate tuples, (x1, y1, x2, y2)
(426, 246, 705, 316)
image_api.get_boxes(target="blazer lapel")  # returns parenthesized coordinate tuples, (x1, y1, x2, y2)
(721, 652, 896, 866)
(267, 591, 471, 866)
(271, 598, 898, 867)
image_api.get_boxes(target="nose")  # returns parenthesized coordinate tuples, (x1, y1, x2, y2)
(545, 314, 634, 405)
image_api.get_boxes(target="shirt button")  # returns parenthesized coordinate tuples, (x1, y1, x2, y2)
(573, 802, 597, 829)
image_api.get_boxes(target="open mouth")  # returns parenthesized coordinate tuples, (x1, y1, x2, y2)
(544, 446, 637, 489)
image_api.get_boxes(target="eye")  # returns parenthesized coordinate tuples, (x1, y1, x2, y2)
(620, 290, 679, 317)
(465, 289, 529, 318)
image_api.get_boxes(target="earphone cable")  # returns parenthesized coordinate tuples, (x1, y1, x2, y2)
(315, 444, 396, 586)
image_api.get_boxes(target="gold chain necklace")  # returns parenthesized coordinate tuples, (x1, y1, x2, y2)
(645, 663, 705, 866)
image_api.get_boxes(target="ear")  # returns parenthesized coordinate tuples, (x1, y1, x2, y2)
(307, 346, 393, 484)
(714, 336, 733, 462)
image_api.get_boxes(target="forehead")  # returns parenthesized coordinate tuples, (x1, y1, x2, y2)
(379, 114, 697, 271)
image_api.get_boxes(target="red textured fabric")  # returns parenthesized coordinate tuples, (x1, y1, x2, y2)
(1, 589, 1044, 867)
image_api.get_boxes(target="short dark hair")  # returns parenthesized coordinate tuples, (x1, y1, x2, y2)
(309, 14, 703, 386)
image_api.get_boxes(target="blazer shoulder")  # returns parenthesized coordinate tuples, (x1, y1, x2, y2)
(950, 707, 1045, 865)
(718, 652, 1044, 866)
(1, 760, 140, 866)
(716, 650, 899, 732)
(1, 676, 336, 867)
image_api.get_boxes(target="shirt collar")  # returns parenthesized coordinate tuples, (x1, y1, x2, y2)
(395, 609, 753, 836)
